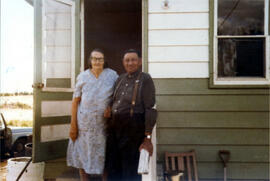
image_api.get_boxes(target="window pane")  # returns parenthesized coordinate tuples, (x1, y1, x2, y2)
(218, 0, 264, 35)
(218, 38, 265, 77)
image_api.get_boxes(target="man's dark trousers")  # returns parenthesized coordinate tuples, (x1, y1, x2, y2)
(106, 113, 145, 181)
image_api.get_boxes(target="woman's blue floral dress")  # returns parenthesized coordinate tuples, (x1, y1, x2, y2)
(67, 68, 118, 174)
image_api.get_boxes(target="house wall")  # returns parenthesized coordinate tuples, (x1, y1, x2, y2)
(148, 0, 209, 78)
(148, 0, 270, 180)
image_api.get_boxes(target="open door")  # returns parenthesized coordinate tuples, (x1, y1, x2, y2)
(83, 0, 142, 74)
(33, 0, 80, 162)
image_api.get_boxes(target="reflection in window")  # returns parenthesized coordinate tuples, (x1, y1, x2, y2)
(217, 0, 266, 78)
(218, 38, 265, 77)
(218, 0, 264, 35)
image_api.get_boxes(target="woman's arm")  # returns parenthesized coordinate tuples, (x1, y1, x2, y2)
(69, 97, 81, 142)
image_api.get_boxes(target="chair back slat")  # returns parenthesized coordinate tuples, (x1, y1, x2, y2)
(164, 150, 198, 181)
(171, 157, 176, 170)
(177, 156, 184, 171)
(192, 152, 199, 181)
(186, 156, 192, 181)
(165, 152, 170, 171)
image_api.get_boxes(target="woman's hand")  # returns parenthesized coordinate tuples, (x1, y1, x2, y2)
(69, 120, 78, 142)
(70, 97, 81, 142)
(104, 106, 112, 118)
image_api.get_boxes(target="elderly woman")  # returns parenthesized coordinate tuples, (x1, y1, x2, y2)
(67, 49, 118, 181)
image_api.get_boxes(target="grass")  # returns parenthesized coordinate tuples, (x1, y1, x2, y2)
(0, 102, 32, 109)
(0, 92, 33, 96)
(7, 120, 33, 127)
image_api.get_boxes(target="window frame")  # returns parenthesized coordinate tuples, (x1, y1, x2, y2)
(210, 0, 270, 88)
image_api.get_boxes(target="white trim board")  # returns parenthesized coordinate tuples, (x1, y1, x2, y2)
(41, 124, 70, 142)
(41, 100, 72, 117)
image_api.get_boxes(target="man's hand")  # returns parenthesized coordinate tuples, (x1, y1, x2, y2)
(104, 106, 112, 118)
(139, 137, 153, 156)
(69, 121, 78, 142)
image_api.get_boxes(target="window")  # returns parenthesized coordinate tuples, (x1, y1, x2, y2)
(213, 0, 269, 85)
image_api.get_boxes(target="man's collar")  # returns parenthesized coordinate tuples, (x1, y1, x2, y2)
(127, 69, 141, 78)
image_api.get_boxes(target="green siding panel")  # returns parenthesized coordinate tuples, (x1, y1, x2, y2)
(46, 78, 71, 88)
(34, 140, 68, 163)
(40, 92, 73, 100)
(40, 116, 71, 125)
(74, 0, 81, 77)
(157, 112, 269, 128)
(157, 128, 268, 145)
(157, 145, 268, 162)
(154, 79, 269, 95)
(155, 78, 269, 180)
(142, 0, 148, 73)
(157, 95, 268, 112)
(197, 162, 269, 180)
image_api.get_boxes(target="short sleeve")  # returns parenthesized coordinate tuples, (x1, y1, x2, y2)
(73, 73, 84, 99)
(111, 70, 119, 83)
(106, 68, 119, 85)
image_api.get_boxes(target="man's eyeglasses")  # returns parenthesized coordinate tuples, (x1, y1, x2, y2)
(91, 57, 104, 62)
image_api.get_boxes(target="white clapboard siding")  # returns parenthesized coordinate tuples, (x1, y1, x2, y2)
(148, 0, 209, 78)
(45, 62, 71, 78)
(149, 0, 209, 13)
(44, 0, 71, 13)
(149, 13, 208, 30)
(149, 30, 208, 46)
(46, 13, 71, 30)
(41, 101, 72, 117)
(41, 124, 70, 142)
(46, 47, 71, 62)
(148, 46, 208, 62)
(149, 62, 209, 78)
(46, 30, 71, 46)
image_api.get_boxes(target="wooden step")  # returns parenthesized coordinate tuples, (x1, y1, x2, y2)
(56, 167, 80, 181)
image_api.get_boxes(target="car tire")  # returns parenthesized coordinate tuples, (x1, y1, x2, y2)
(13, 138, 27, 156)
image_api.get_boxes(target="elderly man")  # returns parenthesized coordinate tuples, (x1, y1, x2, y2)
(106, 49, 157, 181)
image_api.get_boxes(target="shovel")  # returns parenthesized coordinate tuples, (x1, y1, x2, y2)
(219, 150, 230, 181)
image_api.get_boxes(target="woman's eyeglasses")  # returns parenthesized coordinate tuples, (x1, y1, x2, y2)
(91, 57, 104, 62)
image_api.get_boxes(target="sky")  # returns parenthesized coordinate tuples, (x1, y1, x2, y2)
(1, 0, 34, 93)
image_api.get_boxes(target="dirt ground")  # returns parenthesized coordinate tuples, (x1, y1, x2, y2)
(0, 160, 7, 181)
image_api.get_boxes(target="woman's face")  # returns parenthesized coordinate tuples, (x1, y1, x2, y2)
(90, 51, 104, 71)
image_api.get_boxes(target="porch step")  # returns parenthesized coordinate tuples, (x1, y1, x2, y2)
(44, 158, 79, 181)
(55, 167, 80, 181)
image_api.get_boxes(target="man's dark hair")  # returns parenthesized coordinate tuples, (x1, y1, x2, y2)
(123, 49, 141, 58)
(88, 48, 109, 68)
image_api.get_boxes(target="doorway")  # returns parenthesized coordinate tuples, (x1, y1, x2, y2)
(83, 0, 142, 74)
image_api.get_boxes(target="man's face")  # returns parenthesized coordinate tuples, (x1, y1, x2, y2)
(122, 52, 142, 74)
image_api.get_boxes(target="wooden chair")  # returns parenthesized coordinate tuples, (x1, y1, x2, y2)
(165, 150, 198, 181)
